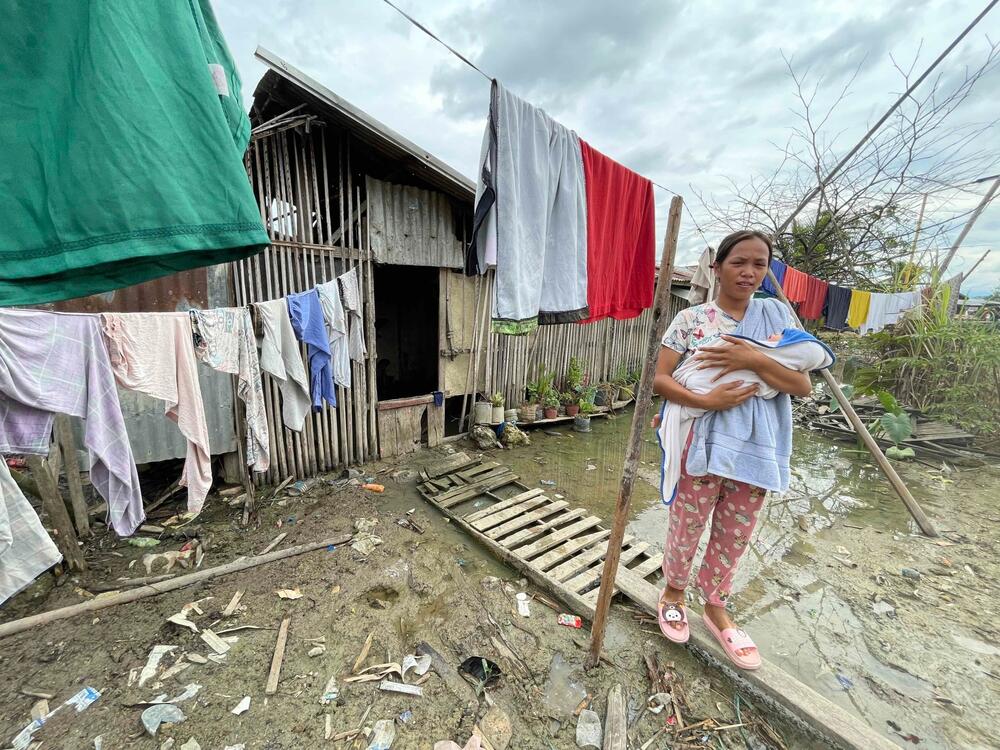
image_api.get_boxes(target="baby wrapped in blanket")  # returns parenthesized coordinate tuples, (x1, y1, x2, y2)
(656, 328, 834, 505)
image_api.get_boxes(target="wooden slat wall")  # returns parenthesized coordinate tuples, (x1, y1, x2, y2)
(233, 126, 377, 485)
(487, 293, 687, 407)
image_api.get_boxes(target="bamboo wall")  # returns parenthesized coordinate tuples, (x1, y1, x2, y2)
(233, 122, 377, 485)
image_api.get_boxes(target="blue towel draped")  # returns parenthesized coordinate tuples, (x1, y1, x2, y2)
(685, 298, 793, 493)
(287, 290, 337, 411)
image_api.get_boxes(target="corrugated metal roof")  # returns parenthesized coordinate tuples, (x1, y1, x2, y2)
(367, 176, 464, 269)
(254, 47, 476, 203)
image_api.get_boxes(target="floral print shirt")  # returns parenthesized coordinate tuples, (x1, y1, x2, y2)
(661, 302, 740, 361)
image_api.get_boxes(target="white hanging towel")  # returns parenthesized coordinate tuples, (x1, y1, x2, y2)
(255, 299, 311, 432)
(0, 459, 62, 604)
(467, 80, 589, 334)
(337, 268, 367, 363)
(316, 280, 352, 388)
(858, 292, 891, 335)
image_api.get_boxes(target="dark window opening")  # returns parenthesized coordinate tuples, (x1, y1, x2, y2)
(374, 265, 438, 400)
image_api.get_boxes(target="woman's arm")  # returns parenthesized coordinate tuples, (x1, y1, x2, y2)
(694, 335, 813, 397)
(654, 346, 760, 410)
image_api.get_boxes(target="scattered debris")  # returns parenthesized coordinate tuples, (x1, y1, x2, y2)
(258, 533, 287, 555)
(139, 645, 177, 687)
(558, 613, 583, 628)
(353, 631, 376, 673)
(179, 739, 201, 750)
(401, 653, 432, 681)
(231, 696, 251, 715)
(872, 600, 896, 617)
(575, 709, 602, 749)
(308, 645, 326, 657)
(397, 710, 414, 725)
(167, 612, 199, 633)
(320, 675, 340, 705)
(603, 684, 627, 750)
(351, 518, 383, 556)
(186, 654, 208, 665)
(540, 480, 556, 486)
(647, 693, 671, 714)
(362, 483, 385, 493)
(128, 537, 160, 547)
(901, 567, 922, 581)
(516, 592, 531, 617)
(275, 588, 303, 599)
(459, 656, 502, 688)
(836, 674, 854, 691)
(12, 686, 101, 749)
(30, 699, 49, 721)
(470, 424, 502, 449)
(286, 478, 317, 496)
(366, 719, 396, 750)
(200, 629, 230, 655)
(265, 617, 291, 695)
(222, 589, 245, 617)
(475, 706, 512, 750)
(141, 704, 185, 736)
(380, 679, 423, 697)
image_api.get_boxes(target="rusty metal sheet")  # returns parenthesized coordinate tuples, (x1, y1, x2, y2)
(366, 176, 464, 269)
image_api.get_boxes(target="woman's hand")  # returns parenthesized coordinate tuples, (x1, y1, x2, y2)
(699, 381, 759, 410)
(694, 335, 763, 380)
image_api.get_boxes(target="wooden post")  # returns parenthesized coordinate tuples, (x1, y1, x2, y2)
(24, 455, 86, 571)
(585, 196, 683, 669)
(937, 177, 1000, 279)
(765, 269, 938, 537)
(52, 415, 90, 537)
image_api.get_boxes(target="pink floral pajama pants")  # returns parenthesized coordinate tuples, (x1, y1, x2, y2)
(661, 445, 767, 607)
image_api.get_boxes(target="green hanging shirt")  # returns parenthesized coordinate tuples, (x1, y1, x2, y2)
(0, 0, 268, 305)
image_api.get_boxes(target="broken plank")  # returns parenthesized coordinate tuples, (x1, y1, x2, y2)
(265, 617, 291, 695)
(486, 501, 569, 540)
(498, 508, 588, 548)
(435, 467, 515, 502)
(222, 589, 245, 618)
(513, 516, 603, 560)
(563, 542, 649, 595)
(456, 461, 501, 480)
(438, 473, 520, 509)
(531, 529, 611, 572)
(548, 534, 636, 583)
(470, 494, 551, 532)
(464, 488, 546, 523)
(424, 452, 476, 478)
(628, 554, 664, 580)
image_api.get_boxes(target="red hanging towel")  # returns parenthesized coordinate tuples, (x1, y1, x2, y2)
(781, 266, 809, 304)
(578, 140, 655, 323)
(799, 275, 829, 320)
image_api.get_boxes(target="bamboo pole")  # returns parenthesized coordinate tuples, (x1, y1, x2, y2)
(937, 177, 1000, 279)
(765, 267, 938, 537)
(24, 455, 86, 572)
(52, 416, 89, 537)
(0, 534, 352, 640)
(586, 195, 683, 669)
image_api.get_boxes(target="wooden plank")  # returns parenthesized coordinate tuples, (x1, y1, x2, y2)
(427, 403, 445, 448)
(470, 495, 551, 532)
(603, 684, 626, 750)
(437, 471, 519, 509)
(532, 529, 611, 572)
(563, 543, 648, 595)
(377, 394, 435, 410)
(464, 488, 545, 523)
(513, 516, 603, 560)
(53, 415, 89, 536)
(486, 501, 569, 541)
(548, 535, 636, 583)
(24, 455, 85, 571)
(424, 452, 475, 479)
(456, 461, 501, 480)
(628, 554, 663, 580)
(435, 466, 511, 502)
(265, 617, 291, 695)
(498, 507, 589, 548)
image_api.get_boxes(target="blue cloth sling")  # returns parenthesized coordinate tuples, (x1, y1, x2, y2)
(759, 260, 787, 296)
(287, 289, 337, 411)
(685, 297, 793, 493)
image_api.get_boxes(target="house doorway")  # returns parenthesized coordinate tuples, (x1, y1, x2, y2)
(373, 264, 439, 400)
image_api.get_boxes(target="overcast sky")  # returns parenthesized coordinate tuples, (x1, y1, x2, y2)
(214, 0, 1000, 296)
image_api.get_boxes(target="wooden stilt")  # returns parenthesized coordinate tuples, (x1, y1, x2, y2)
(585, 196, 683, 669)
(52, 415, 90, 537)
(25, 455, 86, 572)
(765, 269, 938, 537)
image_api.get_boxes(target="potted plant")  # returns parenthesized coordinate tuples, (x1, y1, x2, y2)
(489, 392, 505, 425)
(611, 364, 633, 402)
(561, 391, 580, 417)
(574, 400, 595, 432)
(529, 368, 555, 421)
(566, 356, 584, 395)
(593, 382, 614, 407)
(542, 391, 559, 420)
(520, 382, 539, 423)
(473, 396, 492, 425)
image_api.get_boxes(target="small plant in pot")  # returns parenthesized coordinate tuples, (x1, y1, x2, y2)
(561, 391, 579, 417)
(542, 391, 560, 420)
(574, 400, 595, 432)
(593, 382, 614, 407)
(489, 392, 505, 425)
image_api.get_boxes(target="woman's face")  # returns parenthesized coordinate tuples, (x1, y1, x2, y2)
(716, 238, 770, 300)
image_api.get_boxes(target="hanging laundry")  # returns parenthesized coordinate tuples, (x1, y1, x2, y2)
(944, 274, 963, 317)
(885, 290, 921, 325)
(255, 299, 311, 432)
(577, 140, 655, 322)
(846, 290, 872, 330)
(781, 267, 810, 304)
(316, 280, 352, 388)
(858, 293, 894, 335)
(338, 268, 368, 363)
(467, 80, 589, 334)
(0, 311, 144, 536)
(798, 275, 830, 320)
(759, 260, 787, 296)
(287, 290, 337, 410)
(0, 0, 267, 306)
(190, 308, 270, 473)
(102, 313, 212, 515)
(0, 461, 63, 605)
(823, 285, 853, 330)
(687, 247, 717, 305)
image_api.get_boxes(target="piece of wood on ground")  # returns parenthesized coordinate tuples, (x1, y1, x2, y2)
(265, 616, 291, 695)
(222, 589, 245, 617)
(603, 684, 626, 750)
(30, 699, 49, 721)
(53, 414, 90, 536)
(259, 532, 287, 555)
(379, 679, 423, 697)
(352, 631, 375, 674)
(24, 455, 85, 571)
(200, 629, 230, 655)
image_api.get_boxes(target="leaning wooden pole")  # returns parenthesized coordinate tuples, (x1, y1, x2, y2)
(765, 268, 938, 537)
(586, 196, 683, 669)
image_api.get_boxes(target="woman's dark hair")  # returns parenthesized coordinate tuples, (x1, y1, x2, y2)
(715, 230, 773, 266)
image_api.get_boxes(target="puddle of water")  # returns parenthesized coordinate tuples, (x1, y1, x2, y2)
(542, 652, 588, 717)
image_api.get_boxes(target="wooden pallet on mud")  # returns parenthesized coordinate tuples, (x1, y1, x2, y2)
(417, 452, 663, 616)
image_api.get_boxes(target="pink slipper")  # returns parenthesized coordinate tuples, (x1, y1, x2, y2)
(657, 590, 689, 644)
(702, 613, 761, 670)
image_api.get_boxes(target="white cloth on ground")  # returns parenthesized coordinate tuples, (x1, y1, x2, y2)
(0, 461, 62, 604)
(255, 298, 311, 432)
(317, 279, 352, 387)
(102, 313, 212, 515)
(656, 331, 833, 504)
(190, 307, 270, 472)
(337, 268, 367, 363)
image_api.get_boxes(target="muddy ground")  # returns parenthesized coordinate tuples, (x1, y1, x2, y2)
(0, 445, 804, 750)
